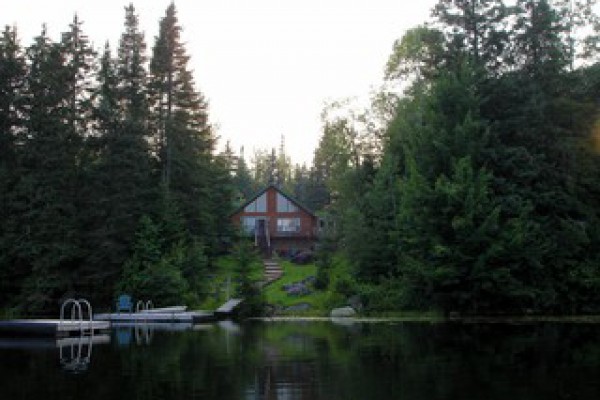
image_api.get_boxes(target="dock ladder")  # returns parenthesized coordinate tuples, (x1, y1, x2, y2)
(60, 298, 94, 336)
(59, 298, 95, 373)
(136, 299, 154, 313)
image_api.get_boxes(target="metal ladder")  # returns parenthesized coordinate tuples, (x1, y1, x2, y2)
(58, 298, 95, 373)
(60, 298, 93, 335)
(135, 299, 154, 313)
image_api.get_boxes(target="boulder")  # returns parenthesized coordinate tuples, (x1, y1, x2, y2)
(283, 282, 312, 296)
(330, 306, 356, 318)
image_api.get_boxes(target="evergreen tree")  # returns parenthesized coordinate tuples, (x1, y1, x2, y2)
(250, 148, 275, 188)
(276, 135, 293, 190)
(150, 2, 211, 186)
(0, 26, 27, 306)
(0, 26, 25, 163)
(149, 3, 226, 246)
(117, 215, 188, 306)
(60, 15, 96, 135)
(432, 0, 510, 71)
(118, 3, 148, 123)
(5, 25, 87, 312)
(233, 147, 256, 200)
(80, 5, 155, 303)
(232, 238, 263, 317)
(78, 43, 121, 301)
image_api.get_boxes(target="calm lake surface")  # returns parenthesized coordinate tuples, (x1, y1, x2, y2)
(1, 320, 599, 399)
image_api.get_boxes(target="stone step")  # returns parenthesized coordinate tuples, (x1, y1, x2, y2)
(262, 259, 283, 284)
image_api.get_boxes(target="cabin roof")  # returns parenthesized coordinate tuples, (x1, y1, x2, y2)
(231, 184, 316, 217)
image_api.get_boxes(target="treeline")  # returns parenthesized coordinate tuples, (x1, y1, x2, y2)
(312, 0, 600, 314)
(0, 4, 233, 313)
(226, 138, 329, 212)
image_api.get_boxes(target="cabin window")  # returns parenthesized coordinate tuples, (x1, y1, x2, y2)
(244, 193, 267, 213)
(276, 193, 298, 213)
(277, 218, 300, 232)
(241, 217, 256, 234)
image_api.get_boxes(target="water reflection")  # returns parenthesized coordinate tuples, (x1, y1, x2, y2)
(0, 321, 599, 399)
(0, 333, 110, 375)
(113, 321, 212, 347)
(114, 324, 155, 346)
(59, 335, 109, 374)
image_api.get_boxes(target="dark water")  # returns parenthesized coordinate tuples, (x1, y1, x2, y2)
(1, 320, 599, 400)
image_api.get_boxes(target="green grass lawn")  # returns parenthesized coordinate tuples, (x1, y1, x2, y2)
(263, 260, 332, 314)
(199, 255, 263, 310)
(204, 256, 352, 316)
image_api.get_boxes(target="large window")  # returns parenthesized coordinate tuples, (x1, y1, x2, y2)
(277, 218, 300, 232)
(276, 193, 298, 213)
(244, 193, 267, 212)
(241, 217, 256, 234)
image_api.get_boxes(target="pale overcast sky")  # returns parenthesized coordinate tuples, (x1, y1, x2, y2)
(3, 0, 438, 164)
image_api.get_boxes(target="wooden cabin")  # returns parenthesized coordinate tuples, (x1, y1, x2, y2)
(231, 185, 318, 256)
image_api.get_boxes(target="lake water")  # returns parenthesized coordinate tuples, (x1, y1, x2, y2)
(0, 320, 599, 399)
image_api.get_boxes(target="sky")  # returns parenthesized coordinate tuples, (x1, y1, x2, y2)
(3, 0, 438, 164)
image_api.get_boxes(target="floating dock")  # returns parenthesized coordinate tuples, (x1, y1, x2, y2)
(0, 319, 110, 337)
(112, 321, 193, 331)
(94, 310, 215, 323)
(111, 321, 216, 332)
(142, 306, 188, 314)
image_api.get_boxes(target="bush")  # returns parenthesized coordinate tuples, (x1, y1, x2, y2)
(358, 277, 412, 312)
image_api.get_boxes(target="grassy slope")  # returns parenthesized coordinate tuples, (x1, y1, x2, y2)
(206, 255, 355, 315)
(263, 261, 335, 315)
(199, 255, 263, 310)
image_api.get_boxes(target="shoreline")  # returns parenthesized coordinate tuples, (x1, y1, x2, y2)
(250, 315, 600, 324)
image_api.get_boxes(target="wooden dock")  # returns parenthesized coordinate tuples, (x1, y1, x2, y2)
(94, 310, 215, 323)
(214, 298, 244, 317)
(0, 319, 110, 337)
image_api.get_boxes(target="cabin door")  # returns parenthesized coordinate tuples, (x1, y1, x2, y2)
(256, 219, 266, 236)
(255, 218, 270, 256)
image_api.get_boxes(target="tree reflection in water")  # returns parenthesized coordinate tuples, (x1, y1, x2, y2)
(0, 321, 599, 399)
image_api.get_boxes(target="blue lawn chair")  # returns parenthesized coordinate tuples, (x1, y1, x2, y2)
(116, 294, 133, 313)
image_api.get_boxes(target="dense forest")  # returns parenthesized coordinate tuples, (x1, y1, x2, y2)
(308, 0, 600, 315)
(0, 4, 234, 313)
(2, 0, 600, 316)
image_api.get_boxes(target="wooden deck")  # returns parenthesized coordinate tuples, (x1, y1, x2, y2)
(0, 319, 110, 337)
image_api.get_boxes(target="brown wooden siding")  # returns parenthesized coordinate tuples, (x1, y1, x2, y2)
(231, 186, 318, 240)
